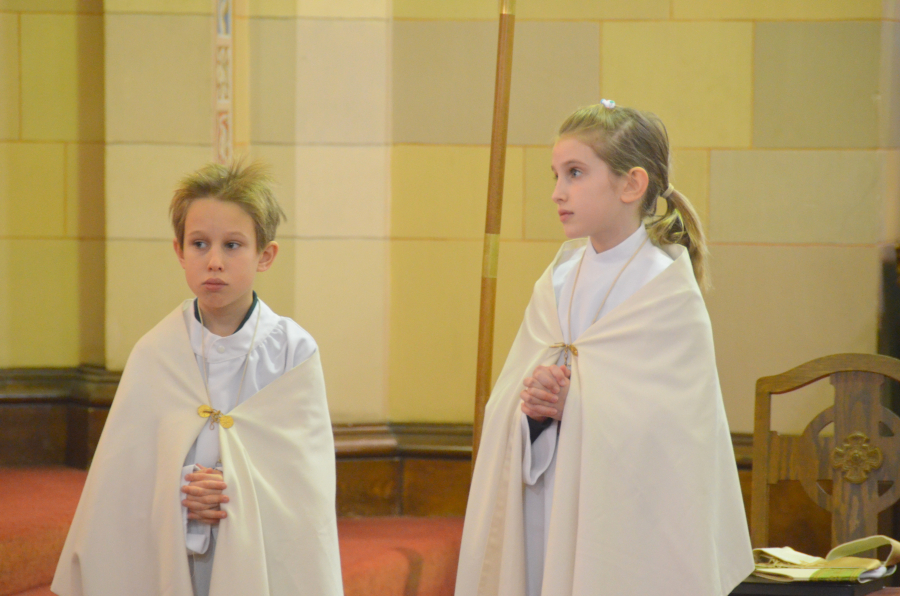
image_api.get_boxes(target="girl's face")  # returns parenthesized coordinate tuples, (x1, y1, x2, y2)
(551, 136, 640, 253)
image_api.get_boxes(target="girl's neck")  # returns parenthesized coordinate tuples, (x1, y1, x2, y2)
(198, 294, 255, 336)
(589, 220, 642, 254)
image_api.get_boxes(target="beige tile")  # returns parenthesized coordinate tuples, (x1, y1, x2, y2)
(295, 238, 388, 423)
(880, 22, 900, 148)
(104, 0, 211, 14)
(492, 241, 564, 385)
(0, 239, 79, 367)
(0, 142, 66, 237)
(886, 0, 900, 20)
(294, 19, 388, 145)
(246, 144, 299, 236)
(883, 150, 900, 241)
(20, 14, 103, 142)
(391, 145, 523, 240)
(250, 0, 389, 18)
(78, 238, 105, 366)
(251, 236, 295, 318)
(519, 0, 668, 19)
(392, 0, 496, 19)
(603, 22, 753, 149)
(106, 14, 213, 144)
(509, 22, 600, 146)
(670, 149, 709, 228)
(709, 150, 884, 244)
(0, 0, 102, 12)
(754, 22, 880, 149)
(106, 144, 214, 240)
(0, 15, 19, 141)
(233, 14, 251, 150)
(105, 239, 193, 370)
(705, 244, 880, 434)
(673, 0, 880, 19)
(389, 240, 481, 422)
(248, 17, 297, 145)
(524, 146, 567, 241)
(393, 21, 495, 145)
(66, 143, 105, 238)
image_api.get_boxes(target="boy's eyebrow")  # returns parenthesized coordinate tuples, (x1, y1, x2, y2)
(551, 159, 588, 171)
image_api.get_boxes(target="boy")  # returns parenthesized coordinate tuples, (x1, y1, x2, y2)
(52, 162, 343, 596)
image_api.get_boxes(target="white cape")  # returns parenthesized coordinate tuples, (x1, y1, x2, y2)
(456, 240, 753, 596)
(52, 306, 343, 596)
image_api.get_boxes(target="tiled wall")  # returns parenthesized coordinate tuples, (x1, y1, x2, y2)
(1, 0, 896, 434)
(387, 0, 899, 433)
(0, 0, 104, 367)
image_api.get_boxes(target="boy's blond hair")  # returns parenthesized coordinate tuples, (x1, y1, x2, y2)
(558, 104, 709, 289)
(170, 161, 286, 251)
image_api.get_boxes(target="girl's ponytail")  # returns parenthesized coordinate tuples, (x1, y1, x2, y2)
(646, 184, 709, 290)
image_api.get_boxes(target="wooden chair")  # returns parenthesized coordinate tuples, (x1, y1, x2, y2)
(751, 353, 900, 549)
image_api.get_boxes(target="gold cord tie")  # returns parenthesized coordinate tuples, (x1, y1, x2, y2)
(198, 405, 234, 429)
(550, 342, 578, 366)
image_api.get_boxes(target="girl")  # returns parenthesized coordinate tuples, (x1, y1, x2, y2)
(455, 102, 753, 596)
(52, 162, 343, 596)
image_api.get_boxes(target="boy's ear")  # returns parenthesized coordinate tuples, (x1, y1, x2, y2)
(257, 241, 278, 272)
(173, 238, 186, 268)
(620, 167, 649, 205)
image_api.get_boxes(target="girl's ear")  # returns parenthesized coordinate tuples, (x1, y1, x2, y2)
(257, 241, 279, 272)
(621, 167, 649, 205)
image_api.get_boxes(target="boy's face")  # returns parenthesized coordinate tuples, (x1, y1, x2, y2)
(173, 197, 277, 319)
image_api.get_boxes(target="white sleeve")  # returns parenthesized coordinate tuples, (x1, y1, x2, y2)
(181, 463, 212, 554)
(520, 413, 558, 486)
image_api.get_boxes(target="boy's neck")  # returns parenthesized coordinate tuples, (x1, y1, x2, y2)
(197, 293, 256, 336)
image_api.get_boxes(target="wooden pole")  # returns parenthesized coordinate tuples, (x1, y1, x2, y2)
(473, 0, 516, 467)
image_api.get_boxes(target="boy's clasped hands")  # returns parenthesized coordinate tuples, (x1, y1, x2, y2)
(182, 465, 229, 524)
(521, 364, 570, 421)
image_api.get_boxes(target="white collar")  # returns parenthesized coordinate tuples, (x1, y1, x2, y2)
(183, 298, 279, 363)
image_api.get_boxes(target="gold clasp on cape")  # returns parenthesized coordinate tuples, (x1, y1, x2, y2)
(550, 342, 578, 367)
(197, 405, 234, 429)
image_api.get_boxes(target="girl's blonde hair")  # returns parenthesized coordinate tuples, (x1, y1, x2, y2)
(558, 104, 709, 289)
(170, 161, 285, 252)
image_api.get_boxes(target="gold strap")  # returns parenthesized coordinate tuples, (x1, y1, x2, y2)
(550, 342, 579, 366)
(198, 405, 234, 429)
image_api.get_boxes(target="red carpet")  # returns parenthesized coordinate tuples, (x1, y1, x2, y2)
(0, 467, 463, 596)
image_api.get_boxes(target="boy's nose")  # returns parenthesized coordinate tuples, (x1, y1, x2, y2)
(207, 249, 225, 270)
(552, 181, 565, 203)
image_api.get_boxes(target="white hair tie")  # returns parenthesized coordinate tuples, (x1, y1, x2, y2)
(600, 98, 616, 109)
(661, 183, 675, 199)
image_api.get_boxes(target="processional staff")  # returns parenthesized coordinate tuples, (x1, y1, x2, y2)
(473, 0, 516, 467)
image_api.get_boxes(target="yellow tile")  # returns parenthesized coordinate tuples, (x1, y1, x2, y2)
(0, 239, 79, 367)
(293, 145, 389, 238)
(603, 22, 753, 149)
(705, 244, 879, 434)
(492, 241, 564, 385)
(295, 239, 388, 423)
(78, 238, 105, 366)
(0, 143, 66, 237)
(66, 143, 104, 238)
(673, 0, 880, 19)
(509, 22, 600, 146)
(252, 236, 295, 317)
(105, 239, 193, 370)
(524, 146, 567, 241)
(392, 0, 496, 19)
(389, 240, 481, 422)
(104, 0, 211, 14)
(106, 14, 213, 144)
(519, 0, 668, 19)
(20, 14, 103, 142)
(393, 21, 495, 145)
(248, 17, 296, 145)
(0, 0, 102, 12)
(0, 15, 19, 141)
(294, 20, 388, 144)
(709, 150, 883, 244)
(755, 22, 880, 149)
(392, 145, 523, 241)
(670, 149, 709, 229)
(883, 150, 900, 241)
(246, 144, 299, 236)
(249, 0, 388, 18)
(106, 144, 214, 239)
(879, 22, 900, 148)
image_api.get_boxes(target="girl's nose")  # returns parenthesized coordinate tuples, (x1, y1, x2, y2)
(551, 180, 565, 203)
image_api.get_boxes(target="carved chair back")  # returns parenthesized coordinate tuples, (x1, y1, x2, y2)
(751, 353, 900, 549)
